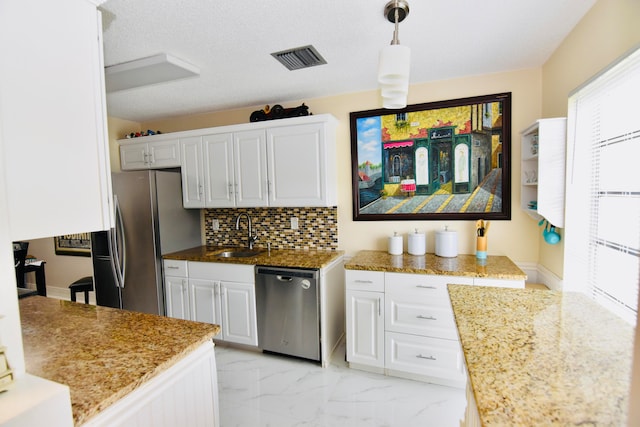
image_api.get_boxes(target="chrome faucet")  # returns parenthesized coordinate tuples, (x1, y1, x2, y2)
(235, 213, 257, 250)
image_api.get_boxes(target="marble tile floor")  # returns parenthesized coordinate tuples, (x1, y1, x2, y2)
(215, 341, 466, 427)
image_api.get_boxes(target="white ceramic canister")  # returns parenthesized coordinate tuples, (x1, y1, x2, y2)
(436, 226, 458, 258)
(435, 225, 458, 257)
(407, 229, 426, 256)
(388, 232, 403, 255)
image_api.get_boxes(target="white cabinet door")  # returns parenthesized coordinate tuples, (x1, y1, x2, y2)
(189, 279, 222, 326)
(180, 136, 205, 208)
(120, 142, 148, 170)
(120, 139, 181, 170)
(165, 276, 190, 320)
(147, 139, 180, 168)
(346, 290, 385, 368)
(202, 133, 236, 207)
(267, 122, 333, 207)
(220, 281, 258, 346)
(234, 129, 268, 207)
(2, 0, 113, 240)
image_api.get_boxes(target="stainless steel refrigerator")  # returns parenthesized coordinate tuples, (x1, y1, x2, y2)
(91, 170, 201, 315)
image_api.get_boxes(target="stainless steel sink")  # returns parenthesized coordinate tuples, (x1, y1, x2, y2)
(215, 249, 264, 258)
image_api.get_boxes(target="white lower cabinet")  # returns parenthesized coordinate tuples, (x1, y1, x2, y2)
(164, 260, 190, 320)
(385, 332, 466, 386)
(346, 289, 385, 369)
(346, 269, 523, 388)
(164, 260, 258, 346)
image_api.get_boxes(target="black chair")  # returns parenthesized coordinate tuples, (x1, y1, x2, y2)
(69, 276, 94, 304)
(13, 241, 29, 288)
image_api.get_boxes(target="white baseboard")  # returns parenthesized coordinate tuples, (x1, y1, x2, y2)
(536, 264, 564, 291)
(46, 286, 96, 305)
(514, 262, 563, 291)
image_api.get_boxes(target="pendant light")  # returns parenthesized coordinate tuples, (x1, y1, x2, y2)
(378, 0, 410, 109)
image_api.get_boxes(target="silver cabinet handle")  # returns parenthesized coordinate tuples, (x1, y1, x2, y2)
(417, 315, 436, 320)
(377, 297, 381, 316)
(416, 354, 436, 360)
(166, 266, 180, 270)
(354, 280, 373, 284)
(416, 285, 437, 289)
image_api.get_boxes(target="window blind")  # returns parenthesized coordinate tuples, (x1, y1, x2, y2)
(564, 46, 640, 325)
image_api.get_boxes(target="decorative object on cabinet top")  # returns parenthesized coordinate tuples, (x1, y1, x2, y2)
(125, 129, 163, 138)
(164, 245, 343, 270)
(345, 250, 525, 279)
(19, 296, 219, 426)
(448, 285, 633, 426)
(250, 103, 310, 122)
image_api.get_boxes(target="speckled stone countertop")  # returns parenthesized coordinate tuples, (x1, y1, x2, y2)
(164, 245, 344, 269)
(448, 285, 634, 426)
(344, 250, 526, 279)
(19, 296, 220, 426)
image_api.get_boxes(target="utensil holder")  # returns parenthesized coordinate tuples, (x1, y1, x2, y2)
(476, 235, 487, 259)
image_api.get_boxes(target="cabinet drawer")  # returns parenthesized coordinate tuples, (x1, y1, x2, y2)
(385, 272, 473, 297)
(345, 270, 384, 292)
(163, 259, 188, 277)
(385, 295, 458, 340)
(385, 332, 465, 383)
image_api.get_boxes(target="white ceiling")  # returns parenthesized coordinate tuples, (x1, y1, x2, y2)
(100, 0, 596, 123)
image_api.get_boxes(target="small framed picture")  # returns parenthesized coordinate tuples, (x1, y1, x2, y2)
(54, 233, 91, 257)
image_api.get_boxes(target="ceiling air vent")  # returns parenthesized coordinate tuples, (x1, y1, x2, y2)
(271, 45, 327, 71)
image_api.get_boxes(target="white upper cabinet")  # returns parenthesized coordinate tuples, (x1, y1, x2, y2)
(120, 139, 181, 170)
(202, 133, 236, 208)
(267, 122, 337, 207)
(181, 136, 206, 208)
(520, 118, 567, 227)
(175, 114, 337, 209)
(233, 129, 269, 207)
(1, 0, 113, 240)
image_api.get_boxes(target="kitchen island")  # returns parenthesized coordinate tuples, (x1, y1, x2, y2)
(448, 285, 634, 426)
(19, 296, 221, 426)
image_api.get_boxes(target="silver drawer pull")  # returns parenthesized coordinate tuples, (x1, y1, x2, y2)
(416, 354, 436, 360)
(166, 266, 180, 269)
(416, 285, 437, 289)
(416, 315, 436, 320)
(354, 280, 374, 284)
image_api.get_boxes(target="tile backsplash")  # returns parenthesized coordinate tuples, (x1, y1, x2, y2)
(204, 207, 338, 250)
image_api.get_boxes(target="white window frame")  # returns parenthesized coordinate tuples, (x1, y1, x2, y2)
(564, 46, 640, 325)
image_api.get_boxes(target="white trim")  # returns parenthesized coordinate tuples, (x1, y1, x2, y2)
(45, 286, 96, 305)
(513, 262, 563, 291)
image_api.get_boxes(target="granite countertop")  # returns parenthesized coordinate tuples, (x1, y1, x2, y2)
(164, 245, 344, 269)
(344, 250, 526, 279)
(448, 285, 634, 426)
(19, 296, 220, 426)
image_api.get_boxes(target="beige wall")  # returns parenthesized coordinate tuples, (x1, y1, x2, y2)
(140, 68, 543, 262)
(539, 0, 640, 278)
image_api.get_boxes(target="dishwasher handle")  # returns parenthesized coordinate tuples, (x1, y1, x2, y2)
(255, 267, 317, 279)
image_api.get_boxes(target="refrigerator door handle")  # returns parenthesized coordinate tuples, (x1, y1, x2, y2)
(112, 195, 127, 288)
(105, 230, 120, 290)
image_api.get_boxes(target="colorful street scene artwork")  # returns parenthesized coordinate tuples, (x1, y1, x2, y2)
(353, 96, 509, 219)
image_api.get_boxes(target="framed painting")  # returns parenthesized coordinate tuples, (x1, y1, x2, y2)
(350, 92, 512, 221)
(54, 233, 91, 257)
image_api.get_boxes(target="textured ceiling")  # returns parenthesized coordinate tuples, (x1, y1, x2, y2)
(100, 0, 596, 122)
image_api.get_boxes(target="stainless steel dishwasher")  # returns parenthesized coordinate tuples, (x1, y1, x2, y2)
(255, 266, 320, 362)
